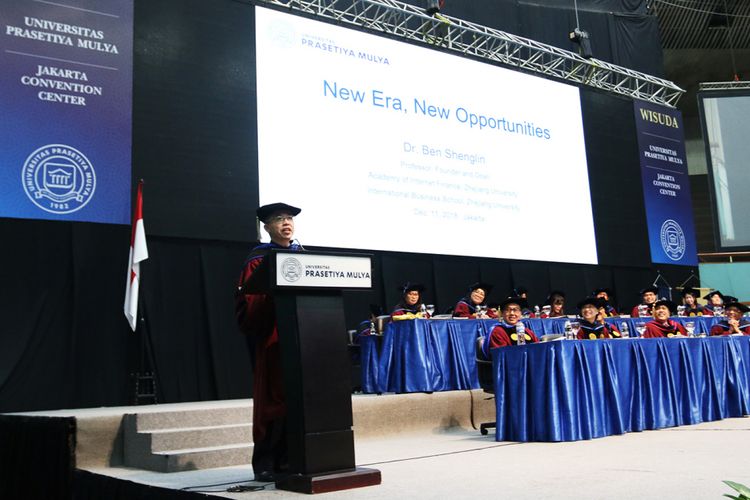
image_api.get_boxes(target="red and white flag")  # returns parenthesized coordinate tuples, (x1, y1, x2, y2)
(124, 180, 149, 331)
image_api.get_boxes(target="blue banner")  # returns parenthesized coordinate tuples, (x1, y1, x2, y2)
(0, 0, 132, 224)
(634, 100, 698, 266)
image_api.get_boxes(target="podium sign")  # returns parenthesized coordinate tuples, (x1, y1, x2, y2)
(274, 252, 372, 289)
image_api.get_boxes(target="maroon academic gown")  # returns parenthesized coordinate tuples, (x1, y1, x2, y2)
(630, 303, 654, 317)
(235, 242, 300, 469)
(643, 319, 687, 338)
(453, 299, 498, 319)
(489, 323, 539, 348)
(576, 320, 620, 339)
(709, 319, 750, 336)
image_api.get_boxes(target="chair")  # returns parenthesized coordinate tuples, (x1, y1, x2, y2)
(475, 336, 496, 435)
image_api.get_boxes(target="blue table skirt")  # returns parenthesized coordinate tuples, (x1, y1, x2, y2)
(360, 316, 725, 394)
(492, 336, 750, 442)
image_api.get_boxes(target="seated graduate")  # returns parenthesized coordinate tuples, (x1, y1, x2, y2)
(643, 299, 687, 338)
(702, 290, 725, 316)
(596, 299, 622, 337)
(680, 287, 704, 316)
(511, 286, 535, 317)
(481, 297, 539, 357)
(630, 286, 658, 317)
(593, 287, 619, 317)
(453, 282, 497, 319)
(391, 282, 430, 319)
(539, 290, 566, 318)
(709, 302, 750, 336)
(576, 298, 620, 339)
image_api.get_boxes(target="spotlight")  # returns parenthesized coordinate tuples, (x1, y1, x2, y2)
(569, 27, 593, 59)
(425, 0, 444, 16)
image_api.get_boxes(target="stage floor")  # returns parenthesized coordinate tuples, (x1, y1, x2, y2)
(85, 416, 750, 499)
(4, 394, 750, 498)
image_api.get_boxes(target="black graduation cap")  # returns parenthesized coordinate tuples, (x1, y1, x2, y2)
(703, 290, 724, 301)
(499, 296, 524, 311)
(576, 297, 599, 310)
(653, 299, 677, 314)
(256, 202, 301, 223)
(681, 287, 700, 299)
(724, 295, 738, 303)
(469, 282, 493, 294)
(593, 287, 614, 298)
(639, 286, 659, 295)
(725, 301, 749, 313)
(398, 282, 426, 295)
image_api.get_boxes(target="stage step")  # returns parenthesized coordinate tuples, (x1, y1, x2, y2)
(123, 405, 253, 472)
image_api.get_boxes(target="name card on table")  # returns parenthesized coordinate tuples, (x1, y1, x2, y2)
(274, 252, 372, 288)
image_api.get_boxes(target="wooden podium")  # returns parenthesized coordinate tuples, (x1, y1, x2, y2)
(244, 249, 381, 494)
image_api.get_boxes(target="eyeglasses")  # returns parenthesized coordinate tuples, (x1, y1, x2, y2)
(268, 215, 294, 224)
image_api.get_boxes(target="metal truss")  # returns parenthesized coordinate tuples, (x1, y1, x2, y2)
(699, 81, 750, 92)
(253, 0, 685, 107)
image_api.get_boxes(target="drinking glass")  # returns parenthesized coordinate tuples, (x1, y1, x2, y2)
(714, 306, 724, 317)
(426, 304, 435, 317)
(638, 304, 648, 317)
(685, 321, 695, 338)
(570, 321, 580, 339)
(677, 305, 685, 317)
(635, 321, 646, 338)
(542, 305, 552, 317)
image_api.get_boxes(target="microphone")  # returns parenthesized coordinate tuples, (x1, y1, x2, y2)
(293, 239, 306, 251)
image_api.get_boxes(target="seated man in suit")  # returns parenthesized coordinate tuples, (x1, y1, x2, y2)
(643, 299, 687, 338)
(481, 297, 539, 358)
(709, 302, 750, 336)
(630, 286, 658, 317)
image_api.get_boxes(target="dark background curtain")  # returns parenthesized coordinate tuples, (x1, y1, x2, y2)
(0, 0, 689, 413)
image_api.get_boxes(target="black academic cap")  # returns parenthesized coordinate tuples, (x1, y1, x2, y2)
(469, 282, 493, 294)
(256, 202, 301, 223)
(593, 287, 613, 297)
(703, 290, 724, 301)
(681, 287, 700, 298)
(725, 301, 749, 313)
(399, 282, 425, 294)
(653, 299, 677, 314)
(724, 295, 738, 303)
(639, 286, 659, 295)
(499, 296, 524, 311)
(576, 297, 599, 310)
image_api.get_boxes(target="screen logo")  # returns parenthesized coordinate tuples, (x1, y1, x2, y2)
(660, 219, 686, 261)
(22, 144, 96, 214)
(280, 257, 303, 282)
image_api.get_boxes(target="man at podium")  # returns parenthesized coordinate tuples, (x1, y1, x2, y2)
(235, 202, 302, 482)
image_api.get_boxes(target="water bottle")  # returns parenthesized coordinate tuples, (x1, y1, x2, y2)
(564, 320, 573, 340)
(534, 305, 540, 318)
(370, 319, 377, 336)
(516, 322, 526, 345)
(420, 303, 427, 317)
(621, 322, 630, 338)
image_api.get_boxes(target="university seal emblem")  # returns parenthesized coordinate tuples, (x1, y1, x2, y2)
(21, 144, 96, 214)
